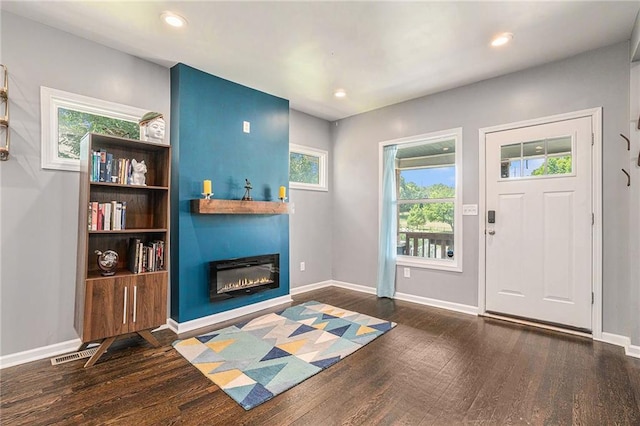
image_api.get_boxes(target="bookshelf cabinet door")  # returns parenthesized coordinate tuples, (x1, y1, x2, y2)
(129, 272, 167, 332)
(84, 277, 131, 341)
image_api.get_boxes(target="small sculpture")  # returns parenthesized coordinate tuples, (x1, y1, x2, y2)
(139, 111, 166, 143)
(95, 249, 118, 276)
(242, 179, 253, 201)
(131, 159, 147, 186)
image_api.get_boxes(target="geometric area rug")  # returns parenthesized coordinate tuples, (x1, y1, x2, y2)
(172, 301, 396, 410)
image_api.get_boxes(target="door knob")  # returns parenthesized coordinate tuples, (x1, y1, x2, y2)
(488, 230, 496, 235)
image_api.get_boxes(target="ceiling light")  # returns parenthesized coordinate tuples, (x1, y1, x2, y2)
(443, 147, 449, 151)
(535, 145, 543, 150)
(334, 89, 346, 98)
(491, 32, 513, 47)
(161, 11, 187, 28)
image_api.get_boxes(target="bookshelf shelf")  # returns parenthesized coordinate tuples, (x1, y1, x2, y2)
(89, 228, 168, 234)
(75, 133, 170, 367)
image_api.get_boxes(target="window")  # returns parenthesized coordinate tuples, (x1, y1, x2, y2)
(41, 86, 149, 171)
(289, 143, 328, 191)
(382, 128, 463, 271)
(500, 136, 573, 179)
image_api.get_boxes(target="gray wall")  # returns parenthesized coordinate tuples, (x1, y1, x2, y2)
(289, 109, 333, 288)
(332, 42, 633, 338)
(0, 12, 170, 356)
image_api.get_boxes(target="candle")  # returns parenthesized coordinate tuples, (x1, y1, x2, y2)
(279, 186, 286, 199)
(203, 180, 212, 194)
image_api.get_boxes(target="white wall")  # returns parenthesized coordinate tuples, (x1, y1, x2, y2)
(289, 109, 333, 288)
(0, 12, 171, 356)
(630, 62, 640, 346)
(332, 42, 634, 339)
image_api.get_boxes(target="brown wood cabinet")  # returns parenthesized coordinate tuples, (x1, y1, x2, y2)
(75, 133, 170, 367)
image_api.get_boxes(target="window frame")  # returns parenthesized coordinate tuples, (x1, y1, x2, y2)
(289, 143, 328, 191)
(40, 86, 149, 172)
(379, 127, 463, 272)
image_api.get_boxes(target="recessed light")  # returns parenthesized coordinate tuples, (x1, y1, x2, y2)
(443, 147, 449, 151)
(535, 145, 543, 150)
(334, 89, 346, 98)
(491, 32, 513, 47)
(161, 11, 187, 28)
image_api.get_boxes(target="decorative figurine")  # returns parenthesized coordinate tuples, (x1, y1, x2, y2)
(131, 159, 147, 186)
(95, 249, 118, 276)
(139, 111, 166, 144)
(242, 179, 253, 201)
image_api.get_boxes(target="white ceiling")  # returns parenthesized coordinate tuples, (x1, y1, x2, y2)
(2, 1, 639, 121)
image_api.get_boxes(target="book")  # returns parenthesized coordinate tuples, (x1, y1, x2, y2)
(99, 150, 107, 182)
(97, 204, 104, 230)
(120, 201, 127, 230)
(90, 202, 98, 231)
(110, 201, 118, 230)
(103, 203, 111, 231)
(114, 202, 123, 230)
(105, 153, 114, 183)
(128, 238, 141, 273)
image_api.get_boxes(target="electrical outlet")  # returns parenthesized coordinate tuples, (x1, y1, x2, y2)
(243, 121, 250, 133)
(300, 261, 305, 272)
(403, 267, 410, 278)
(462, 204, 478, 215)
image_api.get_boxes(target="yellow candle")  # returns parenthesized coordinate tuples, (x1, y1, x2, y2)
(279, 186, 286, 199)
(203, 180, 212, 194)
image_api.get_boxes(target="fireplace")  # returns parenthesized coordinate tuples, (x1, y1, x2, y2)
(209, 254, 280, 301)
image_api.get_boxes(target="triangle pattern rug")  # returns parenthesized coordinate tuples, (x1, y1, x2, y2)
(172, 301, 396, 410)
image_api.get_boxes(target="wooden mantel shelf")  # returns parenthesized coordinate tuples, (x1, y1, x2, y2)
(191, 199, 290, 215)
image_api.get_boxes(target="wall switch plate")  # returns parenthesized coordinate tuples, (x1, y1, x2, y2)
(243, 121, 250, 133)
(300, 261, 305, 271)
(403, 267, 410, 278)
(462, 204, 478, 215)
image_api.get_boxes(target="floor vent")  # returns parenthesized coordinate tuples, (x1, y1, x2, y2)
(51, 348, 99, 366)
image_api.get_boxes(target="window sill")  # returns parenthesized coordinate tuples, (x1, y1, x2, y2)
(396, 256, 462, 273)
(290, 183, 328, 192)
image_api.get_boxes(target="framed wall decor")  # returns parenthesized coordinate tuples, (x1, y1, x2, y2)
(40, 86, 148, 171)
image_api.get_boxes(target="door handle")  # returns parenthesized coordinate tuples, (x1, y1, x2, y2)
(488, 230, 496, 235)
(123, 287, 128, 325)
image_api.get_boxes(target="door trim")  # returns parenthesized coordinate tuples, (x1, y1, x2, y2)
(478, 108, 602, 339)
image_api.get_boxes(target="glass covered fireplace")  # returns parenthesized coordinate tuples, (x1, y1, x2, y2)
(209, 254, 279, 301)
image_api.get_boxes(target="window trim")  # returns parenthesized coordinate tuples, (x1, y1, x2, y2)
(379, 127, 463, 272)
(40, 86, 148, 172)
(289, 143, 328, 191)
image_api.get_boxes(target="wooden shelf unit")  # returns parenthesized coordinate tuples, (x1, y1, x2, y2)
(75, 133, 170, 367)
(191, 199, 290, 215)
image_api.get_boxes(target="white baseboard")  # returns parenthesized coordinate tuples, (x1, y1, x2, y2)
(290, 280, 333, 295)
(293, 279, 477, 316)
(394, 291, 478, 316)
(330, 280, 377, 295)
(168, 295, 293, 335)
(598, 332, 640, 359)
(0, 338, 82, 369)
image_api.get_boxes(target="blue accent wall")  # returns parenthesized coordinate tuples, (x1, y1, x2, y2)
(170, 63, 290, 323)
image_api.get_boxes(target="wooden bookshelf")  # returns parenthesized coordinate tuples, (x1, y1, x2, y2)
(75, 133, 170, 367)
(191, 199, 290, 215)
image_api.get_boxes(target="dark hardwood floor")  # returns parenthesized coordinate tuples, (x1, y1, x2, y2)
(2, 287, 639, 425)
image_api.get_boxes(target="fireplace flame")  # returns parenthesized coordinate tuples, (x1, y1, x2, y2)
(221, 277, 273, 292)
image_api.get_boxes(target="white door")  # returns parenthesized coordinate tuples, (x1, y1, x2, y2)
(485, 116, 593, 330)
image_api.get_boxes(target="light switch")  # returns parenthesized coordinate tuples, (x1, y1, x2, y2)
(403, 267, 410, 278)
(462, 204, 478, 215)
(243, 121, 250, 133)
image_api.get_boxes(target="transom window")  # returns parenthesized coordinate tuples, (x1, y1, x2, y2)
(500, 136, 573, 179)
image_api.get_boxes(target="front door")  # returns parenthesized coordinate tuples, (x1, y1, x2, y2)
(485, 116, 593, 330)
